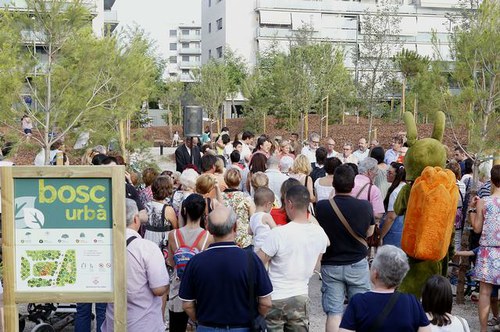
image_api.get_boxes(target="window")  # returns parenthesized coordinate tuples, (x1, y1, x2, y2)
(169, 29, 177, 37)
(194, 55, 201, 62)
(182, 42, 189, 49)
(208, 49, 212, 58)
(208, 0, 211, 6)
(182, 55, 189, 62)
(169, 73, 177, 77)
(169, 43, 177, 51)
(208, 22, 212, 33)
(216, 46, 223, 58)
(195, 29, 201, 35)
(169, 56, 177, 63)
(192, 42, 200, 48)
(182, 69, 190, 74)
(216, 18, 223, 30)
(182, 29, 189, 35)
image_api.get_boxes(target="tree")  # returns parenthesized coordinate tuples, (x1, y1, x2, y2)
(191, 59, 230, 133)
(0, 0, 158, 163)
(450, 0, 499, 158)
(393, 49, 431, 119)
(224, 48, 248, 121)
(357, 0, 402, 140)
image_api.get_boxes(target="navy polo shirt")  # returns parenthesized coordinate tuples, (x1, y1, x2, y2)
(179, 241, 273, 326)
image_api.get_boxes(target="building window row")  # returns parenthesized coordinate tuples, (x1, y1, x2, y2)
(216, 18, 223, 30)
(216, 46, 223, 58)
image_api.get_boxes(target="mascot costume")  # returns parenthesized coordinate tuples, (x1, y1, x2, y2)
(394, 111, 459, 296)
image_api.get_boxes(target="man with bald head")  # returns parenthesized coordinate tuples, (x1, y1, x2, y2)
(180, 206, 273, 331)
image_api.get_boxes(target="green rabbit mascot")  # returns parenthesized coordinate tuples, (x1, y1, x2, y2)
(394, 111, 459, 296)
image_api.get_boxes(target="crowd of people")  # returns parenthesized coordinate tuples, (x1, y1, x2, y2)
(0, 126, 498, 332)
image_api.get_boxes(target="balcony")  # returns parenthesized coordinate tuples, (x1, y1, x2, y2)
(104, 9, 118, 33)
(179, 61, 200, 69)
(1, 0, 98, 15)
(180, 73, 197, 82)
(179, 34, 202, 43)
(178, 47, 202, 55)
(256, 27, 357, 42)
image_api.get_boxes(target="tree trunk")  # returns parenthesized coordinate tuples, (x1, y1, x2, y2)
(368, 112, 373, 143)
(401, 77, 406, 119)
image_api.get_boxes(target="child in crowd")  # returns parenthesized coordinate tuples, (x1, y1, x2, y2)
(250, 171, 269, 196)
(249, 187, 277, 253)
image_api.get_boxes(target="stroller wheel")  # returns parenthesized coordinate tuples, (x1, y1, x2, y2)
(31, 322, 55, 332)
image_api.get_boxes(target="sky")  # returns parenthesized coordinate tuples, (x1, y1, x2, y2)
(114, 0, 201, 60)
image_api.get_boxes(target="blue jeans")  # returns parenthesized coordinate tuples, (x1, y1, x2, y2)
(197, 326, 250, 332)
(381, 215, 404, 247)
(74, 303, 107, 332)
(321, 259, 371, 315)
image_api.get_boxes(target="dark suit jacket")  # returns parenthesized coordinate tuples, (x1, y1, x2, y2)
(175, 144, 201, 173)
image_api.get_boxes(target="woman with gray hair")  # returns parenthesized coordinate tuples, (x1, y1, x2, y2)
(339, 245, 431, 332)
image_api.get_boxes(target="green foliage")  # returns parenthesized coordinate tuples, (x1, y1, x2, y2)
(0, 0, 159, 163)
(160, 80, 184, 125)
(449, 0, 500, 155)
(191, 59, 230, 128)
(243, 35, 355, 131)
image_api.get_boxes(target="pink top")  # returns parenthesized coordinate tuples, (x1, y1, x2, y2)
(101, 229, 169, 331)
(350, 174, 385, 216)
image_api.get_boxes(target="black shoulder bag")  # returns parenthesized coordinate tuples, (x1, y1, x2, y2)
(247, 250, 267, 332)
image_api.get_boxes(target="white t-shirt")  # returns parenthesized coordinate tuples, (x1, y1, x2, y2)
(387, 182, 405, 212)
(301, 146, 316, 164)
(261, 221, 329, 300)
(353, 149, 369, 162)
(429, 315, 470, 332)
(250, 211, 271, 252)
(241, 142, 252, 163)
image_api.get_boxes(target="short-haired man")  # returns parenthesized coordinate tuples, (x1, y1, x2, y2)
(326, 138, 339, 158)
(353, 138, 369, 162)
(370, 139, 379, 149)
(289, 133, 301, 156)
(301, 132, 320, 164)
(101, 199, 169, 331)
(229, 150, 249, 192)
(315, 165, 375, 332)
(453, 146, 467, 176)
(351, 157, 385, 221)
(241, 131, 255, 164)
(384, 136, 403, 165)
(265, 156, 289, 208)
(180, 206, 273, 330)
(175, 136, 202, 173)
(258, 185, 329, 331)
(339, 143, 358, 165)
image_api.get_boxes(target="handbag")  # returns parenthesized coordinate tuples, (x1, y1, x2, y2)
(355, 182, 382, 247)
(246, 250, 267, 332)
(329, 198, 368, 248)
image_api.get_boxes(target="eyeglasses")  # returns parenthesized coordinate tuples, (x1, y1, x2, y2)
(311, 141, 320, 144)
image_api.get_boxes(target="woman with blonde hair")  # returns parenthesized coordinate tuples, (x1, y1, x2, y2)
(250, 171, 269, 195)
(279, 139, 295, 160)
(222, 168, 255, 249)
(289, 154, 315, 202)
(195, 174, 222, 227)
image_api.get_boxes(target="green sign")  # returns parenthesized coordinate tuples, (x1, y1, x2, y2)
(14, 178, 112, 229)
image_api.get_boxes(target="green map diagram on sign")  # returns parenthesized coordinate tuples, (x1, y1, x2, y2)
(20, 250, 76, 288)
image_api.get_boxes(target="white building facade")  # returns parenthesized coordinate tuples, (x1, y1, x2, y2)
(166, 23, 202, 82)
(202, 0, 461, 69)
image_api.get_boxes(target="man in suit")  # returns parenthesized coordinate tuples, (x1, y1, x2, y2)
(175, 136, 202, 173)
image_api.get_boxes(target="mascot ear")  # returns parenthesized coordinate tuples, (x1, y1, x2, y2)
(404, 112, 417, 147)
(432, 111, 446, 143)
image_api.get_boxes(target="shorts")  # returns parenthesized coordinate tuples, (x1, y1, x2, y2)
(266, 295, 309, 332)
(321, 259, 371, 315)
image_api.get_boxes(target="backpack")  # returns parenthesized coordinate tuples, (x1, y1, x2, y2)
(173, 229, 208, 278)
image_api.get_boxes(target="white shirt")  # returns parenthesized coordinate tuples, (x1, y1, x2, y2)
(327, 151, 339, 158)
(301, 146, 317, 164)
(339, 154, 358, 165)
(265, 169, 289, 208)
(387, 182, 405, 212)
(428, 314, 470, 332)
(314, 178, 334, 202)
(250, 212, 271, 252)
(353, 149, 369, 162)
(262, 221, 328, 300)
(241, 142, 252, 163)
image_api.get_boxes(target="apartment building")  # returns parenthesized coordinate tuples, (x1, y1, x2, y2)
(166, 23, 202, 82)
(202, 0, 461, 69)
